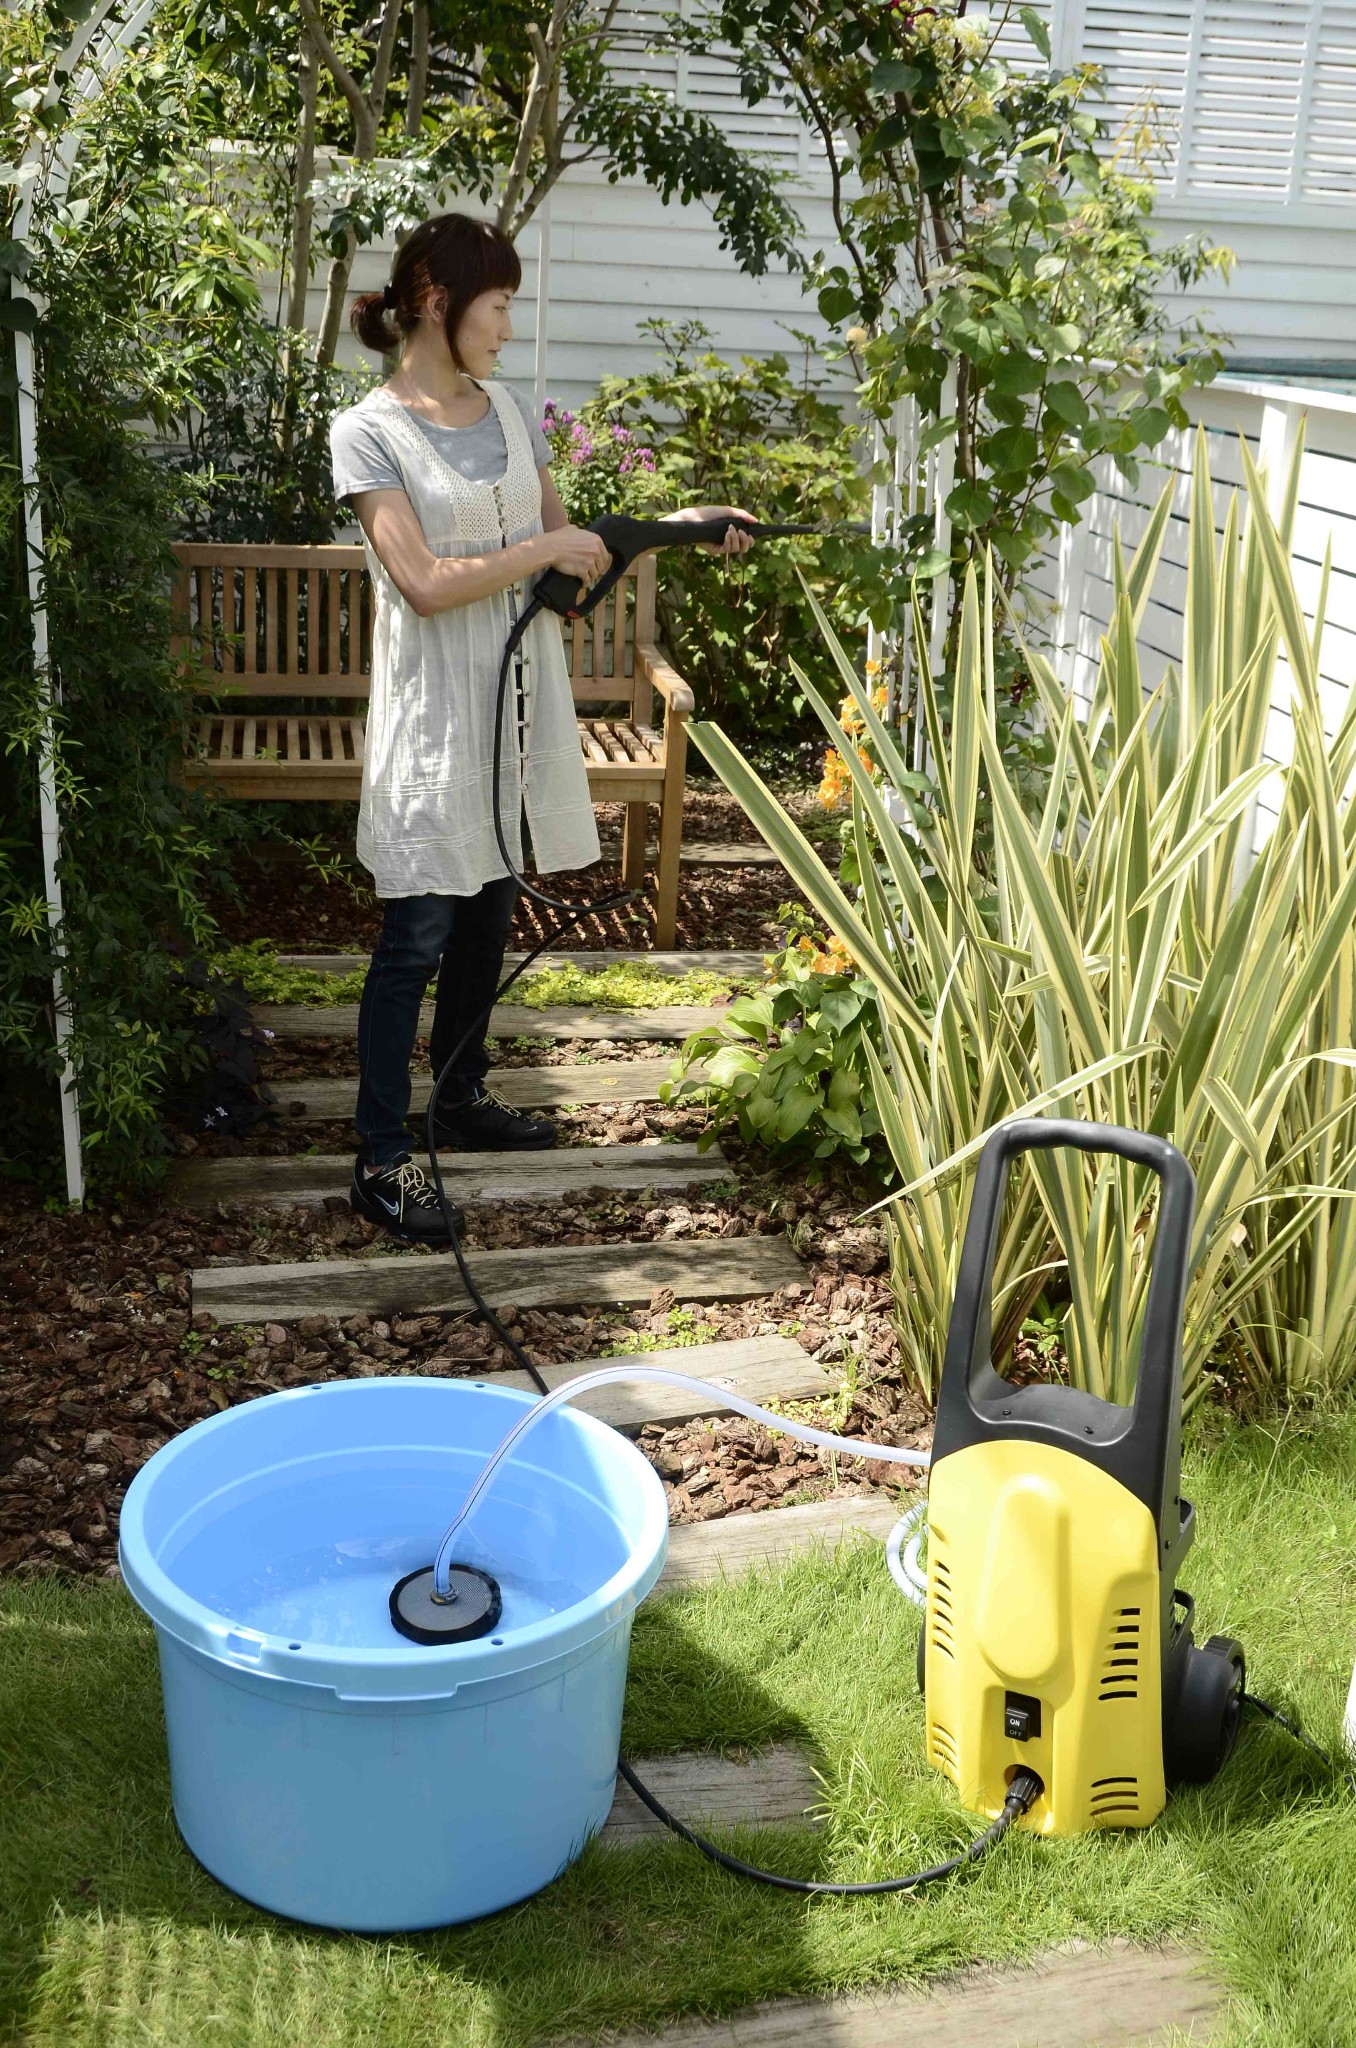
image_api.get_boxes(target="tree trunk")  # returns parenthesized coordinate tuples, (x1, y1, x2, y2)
(279, 21, 320, 462)
(405, 0, 429, 137)
(304, 0, 407, 369)
(496, 0, 571, 237)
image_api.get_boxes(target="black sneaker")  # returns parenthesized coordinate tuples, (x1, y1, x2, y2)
(350, 1155, 466, 1244)
(425, 1082, 558, 1152)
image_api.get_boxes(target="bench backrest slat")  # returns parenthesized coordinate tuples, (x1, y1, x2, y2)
(170, 542, 658, 716)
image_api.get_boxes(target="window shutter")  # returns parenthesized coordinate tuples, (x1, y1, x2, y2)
(603, 0, 823, 173)
(1302, 3, 1356, 199)
(1072, 0, 1354, 205)
(985, 1, 1055, 71)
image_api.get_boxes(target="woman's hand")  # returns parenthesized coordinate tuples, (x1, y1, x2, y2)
(658, 505, 757, 557)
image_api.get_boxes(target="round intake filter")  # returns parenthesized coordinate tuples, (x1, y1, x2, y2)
(389, 1564, 502, 1645)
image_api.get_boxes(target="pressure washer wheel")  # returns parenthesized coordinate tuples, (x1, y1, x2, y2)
(916, 1629, 926, 1696)
(1168, 1634, 1246, 1784)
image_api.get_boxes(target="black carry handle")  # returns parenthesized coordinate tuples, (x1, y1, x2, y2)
(531, 511, 872, 621)
(932, 1118, 1196, 1532)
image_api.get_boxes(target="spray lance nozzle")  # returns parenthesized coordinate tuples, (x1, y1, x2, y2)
(530, 511, 874, 622)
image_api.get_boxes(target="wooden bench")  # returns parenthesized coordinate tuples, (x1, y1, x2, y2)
(170, 542, 693, 946)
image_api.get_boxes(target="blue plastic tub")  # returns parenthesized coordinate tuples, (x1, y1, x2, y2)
(118, 1376, 669, 1931)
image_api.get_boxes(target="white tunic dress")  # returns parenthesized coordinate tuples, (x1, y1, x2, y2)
(337, 379, 600, 899)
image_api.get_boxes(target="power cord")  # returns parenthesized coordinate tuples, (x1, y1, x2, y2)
(1244, 1692, 1356, 1795)
(617, 1759, 1044, 1897)
(404, 577, 1039, 1900)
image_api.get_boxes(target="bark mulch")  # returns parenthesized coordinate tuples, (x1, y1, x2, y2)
(202, 788, 833, 955)
(0, 1172, 945, 1585)
(207, 855, 810, 955)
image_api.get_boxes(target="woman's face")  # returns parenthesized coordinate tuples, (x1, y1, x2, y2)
(445, 283, 516, 376)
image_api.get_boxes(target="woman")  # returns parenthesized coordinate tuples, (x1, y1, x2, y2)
(329, 211, 755, 1245)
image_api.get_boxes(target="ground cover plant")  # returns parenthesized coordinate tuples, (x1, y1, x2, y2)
(665, 911, 886, 1177)
(206, 943, 758, 1012)
(3, 1403, 1355, 2046)
(694, 436, 1356, 1412)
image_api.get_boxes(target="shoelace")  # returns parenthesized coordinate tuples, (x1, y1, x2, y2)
(388, 1158, 440, 1206)
(479, 1086, 529, 1119)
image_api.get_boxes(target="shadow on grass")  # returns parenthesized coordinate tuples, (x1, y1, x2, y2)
(10, 1411, 1356, 2046)
(0, 1569, 856, 2048)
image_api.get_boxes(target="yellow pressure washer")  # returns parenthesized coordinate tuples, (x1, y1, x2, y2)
(920, 1118, 1246, 1837)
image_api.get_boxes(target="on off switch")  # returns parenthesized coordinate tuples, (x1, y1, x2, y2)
(1003, 1690, 1041, 1742)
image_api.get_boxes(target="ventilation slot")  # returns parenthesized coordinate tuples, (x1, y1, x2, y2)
(1098, 1606, 1141, 1701)
(930, 1723, 958, 1781)
(929, 1554, 956, 1661)
(1090, 1774, 1140, 1819)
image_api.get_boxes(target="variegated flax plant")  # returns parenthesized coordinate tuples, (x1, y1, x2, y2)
(691, 433, 1356, 1412)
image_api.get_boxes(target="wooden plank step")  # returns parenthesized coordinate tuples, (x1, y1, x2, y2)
(170, 1142, 731, 1211)
(593, 1943, 1222, 2047)
(193, 1234, 803, 1325)
(601, 1746, 820, 1844)
(661, 1497, 906, 1593)
(596, 837, 789, 868)
(273, 949, 768, 976)
(254, 1002, 725, 1042)
(265, 1059, 703, 1121)
(472, 1335, 824, 1433)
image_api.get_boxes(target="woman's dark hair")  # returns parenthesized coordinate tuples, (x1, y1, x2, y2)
(350, 212, 520, 368)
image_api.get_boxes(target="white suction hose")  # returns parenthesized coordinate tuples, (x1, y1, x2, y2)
(433, 1362, 932, 1597)
(886, 1496, 929, 1608)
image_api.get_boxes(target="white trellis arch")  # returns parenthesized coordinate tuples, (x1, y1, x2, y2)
(16, 0, 927, 1206)
(12, 0, 562, 1203)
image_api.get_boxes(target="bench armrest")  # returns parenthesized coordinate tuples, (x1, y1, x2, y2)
(635, 641, 694, 719)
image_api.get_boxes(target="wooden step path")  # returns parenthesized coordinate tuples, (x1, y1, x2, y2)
(193, 1234, 803, 1325)
(255, 1001, 725, 1042)
(466, 1334, 826, 1432)
(273, 949, 768, 977)
(265, 1057, 703, 1122)
(602, 1746, 820, 1844)
(663, 1496, 906, 1592)
(596, 837, 790, 868)
(171, 1140, 731, 1210)
(594, 1943, 1222, 2047)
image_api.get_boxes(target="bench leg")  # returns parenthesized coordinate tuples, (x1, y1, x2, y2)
(654, 719, 687, 950)
(621, 801, 648, 890)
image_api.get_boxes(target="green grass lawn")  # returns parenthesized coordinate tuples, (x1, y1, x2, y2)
(4, 1405, 1356, 2047)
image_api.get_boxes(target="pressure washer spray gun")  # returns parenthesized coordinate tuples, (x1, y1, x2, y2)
(487, 509, 871, 919)
(527, 510, 872, 623)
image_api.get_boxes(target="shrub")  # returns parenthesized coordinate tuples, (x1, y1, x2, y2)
(690, 433, 1356, 1414)
(543, 315, 880, 747)
(664, 909, 886, 1178)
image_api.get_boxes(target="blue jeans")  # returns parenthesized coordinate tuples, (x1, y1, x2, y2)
(355, 878, 520, 1168)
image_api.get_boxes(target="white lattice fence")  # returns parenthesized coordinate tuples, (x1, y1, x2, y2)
(1029, 376, 1356, 855)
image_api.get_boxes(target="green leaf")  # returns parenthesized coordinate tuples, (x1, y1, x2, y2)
(725, 993, 775, 1042)
(989, 352, 1044, 397)
(982, 425, 1040, 475)
(818, 284, 857, 324)
(918, 414, 957, 458)
(1044, 379, 1090, 428)
(945, 479, 997, 527)
(914, 548, 953, 579)
(1020, 5, 1052, 58)
(869, 59, 922, 93)
(776, 1084, 822, 1142)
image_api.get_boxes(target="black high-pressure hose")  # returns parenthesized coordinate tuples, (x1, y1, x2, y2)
(410, 509, 1049, 1895)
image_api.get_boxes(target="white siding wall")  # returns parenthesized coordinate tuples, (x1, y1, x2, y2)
(1030, 378, 1356, 853)
(292, 156, 867, 423)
